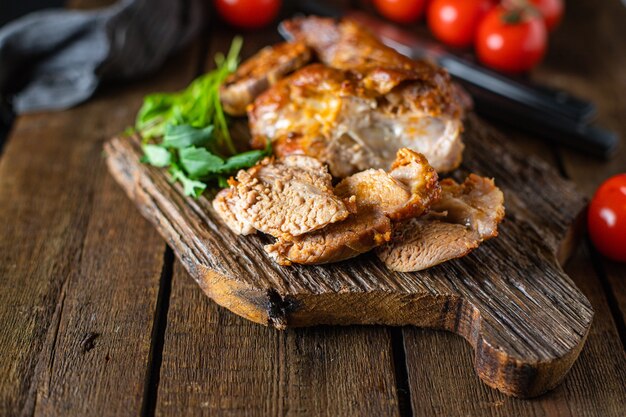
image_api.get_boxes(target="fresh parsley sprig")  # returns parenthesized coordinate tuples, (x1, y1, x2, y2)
(135, 37, 271, 198)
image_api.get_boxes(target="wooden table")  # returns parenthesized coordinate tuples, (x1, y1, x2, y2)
(1, 1, 625, 416)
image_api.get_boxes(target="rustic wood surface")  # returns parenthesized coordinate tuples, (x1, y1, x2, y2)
(0, 39, 199, 416)
(1, 0, 625, 415)
(104, 111, 592, 398)
(154, 263, 401, 417)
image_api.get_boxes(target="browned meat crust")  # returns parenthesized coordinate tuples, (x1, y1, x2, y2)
(265, 209, 392, 266)
(280, 16, 462, 118)
(376, 174, 505, 272)
(387, 148, 442, 221)
(220, 41, 312, 116)
(248, 17, 465, 176)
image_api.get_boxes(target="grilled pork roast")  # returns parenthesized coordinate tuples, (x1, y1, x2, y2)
(220, 16, 467, 176)
(220, 41, 312, 116)
(215, 16, 504, 271)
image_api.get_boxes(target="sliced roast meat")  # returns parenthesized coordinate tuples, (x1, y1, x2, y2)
(333, 148, 440, 222)
(376, 174, 505, 272)
(212, 155, 352, 239)
(212, 187, 256, 235)
(265, 209, 392, 266)
(220, 41, 312, 116)
(265, 149, 440, 265)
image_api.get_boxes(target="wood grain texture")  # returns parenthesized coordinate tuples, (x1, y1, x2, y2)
(105, 112, 592, 397)
(537, 0, 626, 199)
(401, 235, 626, 417)
(0, 44, 198, 416)
(543, 0, 626, 349)
(154, 262, 401, 417)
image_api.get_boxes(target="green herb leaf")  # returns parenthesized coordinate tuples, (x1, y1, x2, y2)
(162, 124, 214, 149)
(220, 149, 267, 172)
(169, 165, 207, 198)
(136, 37, 255, 195)
(135, 36, 243, 155)
(123, 126, 137, 137)
(179, 146, 224, 178)
(136, 93, 175, 138)
(217, 176, 231, 188)
(141, 144, 172, 167)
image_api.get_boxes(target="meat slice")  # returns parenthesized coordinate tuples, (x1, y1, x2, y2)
(376, 174, 505, 272)
(220, 41, 312, 116)
(212, 187, 255, 235)
(334, 148, 440, 221)
(265, 209, 392, 266)
(248, 17, 465, 176)
(265, 149, 441, 265)
(212, 155, 351, 238)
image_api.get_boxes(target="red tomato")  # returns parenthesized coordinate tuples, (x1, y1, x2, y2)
(427, 0, 495, 48)
(529, 0, 564, 31)
(588, 174, 626, 262)
(476, 6, 547, 74)
(214, 0, 281, 29)
(373, 0, 427, 24)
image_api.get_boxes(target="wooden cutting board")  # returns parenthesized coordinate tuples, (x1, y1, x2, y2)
(105, 114, 593, 399)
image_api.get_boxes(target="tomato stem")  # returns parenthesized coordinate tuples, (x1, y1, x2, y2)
(502, 8, 523, 24)
(500, 0, 542, 24)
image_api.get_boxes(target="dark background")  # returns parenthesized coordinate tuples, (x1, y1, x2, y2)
(0, 0, 64, 27)
(0, 0, 64, 151)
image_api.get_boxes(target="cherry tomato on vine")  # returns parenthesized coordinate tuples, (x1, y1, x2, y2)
(214, 0, 282, 29)
(373, 0, 427, 24)
(588, 174, 626, 262)
(427, 0, 495, 48)
(476, 6, 547, 73)
(529, 0, 564, 31)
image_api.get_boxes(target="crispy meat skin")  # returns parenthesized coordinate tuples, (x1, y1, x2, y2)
(280, 16, 456, 107)
(265, 209, 392, 266)
(266, 149, 440, 265)
(248, 17, 465, 176)
(212, 155, 351, 239)
(376, 174, 505, 272)
(220, 41, 312, 116)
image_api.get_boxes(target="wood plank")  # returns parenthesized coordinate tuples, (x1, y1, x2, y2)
(0, 45, 199, 416)
(544, 0, 626, 344)
(538, 0, 626, 198)
(600, 260, 626, 345)
(402, 240, 626, 417)
(154, 263, 401, 417)
(28, 165, 165, 417)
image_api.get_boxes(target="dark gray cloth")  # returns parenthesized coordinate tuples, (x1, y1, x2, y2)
(0, 0, 203, 114)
